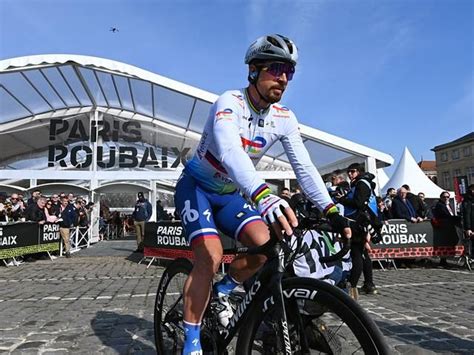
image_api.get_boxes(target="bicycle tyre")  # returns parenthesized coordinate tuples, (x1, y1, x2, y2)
(154, 258, 193, 355)
(237, 277, 389, 354)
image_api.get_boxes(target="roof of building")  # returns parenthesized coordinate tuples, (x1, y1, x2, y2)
(432, 132, 474, 151)
(417, 160, 437, 171)
(0, 54, 393, 182)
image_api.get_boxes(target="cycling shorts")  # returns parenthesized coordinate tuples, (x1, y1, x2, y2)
(174, 173, 262, 246)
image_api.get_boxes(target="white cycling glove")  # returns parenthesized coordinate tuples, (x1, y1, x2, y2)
(257, 193, 290, 224)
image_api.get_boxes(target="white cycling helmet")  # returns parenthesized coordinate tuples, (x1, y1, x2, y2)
(245, 34, 298, 65)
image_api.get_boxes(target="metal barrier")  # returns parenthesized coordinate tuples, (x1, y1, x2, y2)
(60, 226, 91, 256)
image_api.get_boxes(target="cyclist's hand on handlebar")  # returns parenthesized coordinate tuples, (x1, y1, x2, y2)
(257, 194, 298, 238)
(326, 208, 351, 240)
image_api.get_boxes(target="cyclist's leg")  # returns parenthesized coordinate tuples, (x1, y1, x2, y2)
(213, 193, 269, 283)
(174, 174, 222, 353)
(183, 238, 223, 323)
(229, 221, 269, 282)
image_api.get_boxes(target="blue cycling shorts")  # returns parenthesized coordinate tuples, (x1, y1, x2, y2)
(174, 173, 262, 246)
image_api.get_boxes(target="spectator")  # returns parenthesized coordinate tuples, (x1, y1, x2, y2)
(461, 184, 474, 255)
(132, 192, 152, 253)
(338, 163, 379, 298)
(50, 194, 61, 217)
(75, 200, 88, 227)
(279, 187, 291, 203)
(27, 190, 41, 206)
(156, 200, 166, 221)
(402, 184, 425, 219)
(417, 192, 432, 219)
(68, 193, 75, 205)
(0, 194, 8, 222)
(173, 208, 180, 221)
(44, 199, 59, 223)
(432, 191, 461, 267)
(376, 196, 392, 221)
(25, 197, 47, 224)
(328, 174, 348, 216)
(383, 188, 397, 210)
(59, 196, 76, 258)
(392, 187, 423, 223)
(8, 193, 26, 221)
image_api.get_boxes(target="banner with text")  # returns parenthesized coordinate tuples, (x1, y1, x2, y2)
(144, 221, 236, 262)
(0, 222, 61, 259)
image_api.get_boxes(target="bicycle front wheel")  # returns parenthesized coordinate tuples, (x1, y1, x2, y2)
(154, 258, 192, 355)
(237, 277, 389, 354)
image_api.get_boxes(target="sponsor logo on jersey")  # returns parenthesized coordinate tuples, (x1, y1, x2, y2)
(216, 108, 234, 120)
(241, 136, 267, 154)
(232, 94, 245, 109)
(272, 105, 290, 118)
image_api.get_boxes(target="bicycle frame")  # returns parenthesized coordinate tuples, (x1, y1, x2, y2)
(213, 241, 294, 354)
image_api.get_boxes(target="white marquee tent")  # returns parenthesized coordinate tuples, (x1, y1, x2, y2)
(381, 147, 448, 198)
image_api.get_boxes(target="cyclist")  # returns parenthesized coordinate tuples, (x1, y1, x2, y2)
(174, 34, 351, 355)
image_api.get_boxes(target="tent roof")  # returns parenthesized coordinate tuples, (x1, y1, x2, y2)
(0, 54, 393, 178)
(382, 147, 448, 198)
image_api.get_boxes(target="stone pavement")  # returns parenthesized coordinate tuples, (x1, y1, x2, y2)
(0, 238, 473, 354)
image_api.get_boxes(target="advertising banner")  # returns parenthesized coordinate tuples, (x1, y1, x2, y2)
(144, 220, 464, 262)
(0, 222, 61, 259)
(369, 219, 462, 259)
(144, 221, 236, 262)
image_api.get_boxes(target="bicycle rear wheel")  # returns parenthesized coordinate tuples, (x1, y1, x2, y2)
(154, 258, 192, 354)
(237, 277, 389, 354)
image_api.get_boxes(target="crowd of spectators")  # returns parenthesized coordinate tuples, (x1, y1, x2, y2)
(0, 190, 96, 264)
(0, 190, 95, 226)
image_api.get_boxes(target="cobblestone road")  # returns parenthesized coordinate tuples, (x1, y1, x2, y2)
(0, 239, 473, 354)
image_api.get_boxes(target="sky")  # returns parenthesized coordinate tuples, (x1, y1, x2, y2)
(1, 0, 473, 175)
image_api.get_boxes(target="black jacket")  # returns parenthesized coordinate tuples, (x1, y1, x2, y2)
(462, 193, 474, 231)
(25, 203, 46, 222)
(406, 192, 424, 218)
(391, 196, 416, 221)
(340, 173, 375, 212)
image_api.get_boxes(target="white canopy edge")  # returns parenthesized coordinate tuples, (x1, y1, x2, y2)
(300, 125, 393, 167)
(0, 169, 296, 181)
(0, 54, 393, 168)
(0, 54, 218, 103)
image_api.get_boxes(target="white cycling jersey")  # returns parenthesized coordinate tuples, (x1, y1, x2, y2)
(185, 88, 334, 211)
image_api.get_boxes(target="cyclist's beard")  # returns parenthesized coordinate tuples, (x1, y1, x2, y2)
(256, 83, 285, 104)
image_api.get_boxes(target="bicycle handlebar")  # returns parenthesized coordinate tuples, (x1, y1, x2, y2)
(224, 216, 352, 263)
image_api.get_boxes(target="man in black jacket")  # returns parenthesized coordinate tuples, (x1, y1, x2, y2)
(25, 197, 47, 224)
(461, 185, 474, 256)
(337, 163, 378, 298)
(59, 196, 76, 258)
(402, 184, 425, 219)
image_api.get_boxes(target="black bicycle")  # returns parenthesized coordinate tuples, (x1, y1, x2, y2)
(154, 217, 389, 354)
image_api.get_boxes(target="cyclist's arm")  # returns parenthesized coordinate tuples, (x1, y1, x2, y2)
(280, 113, 335, 215)
(212, 96, 271, 203)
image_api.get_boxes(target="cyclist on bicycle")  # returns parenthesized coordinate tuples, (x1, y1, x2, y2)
(174, 34, 351, 355)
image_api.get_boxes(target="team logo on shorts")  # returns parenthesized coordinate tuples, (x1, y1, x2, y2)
(241, 136, 267, 154)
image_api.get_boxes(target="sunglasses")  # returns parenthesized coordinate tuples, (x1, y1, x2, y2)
(260, 62, 295, 81)
(442, 195, 450, 199)
(347, 169, 358, 174)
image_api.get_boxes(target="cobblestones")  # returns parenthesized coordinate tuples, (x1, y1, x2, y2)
(0, 239, 473, 353)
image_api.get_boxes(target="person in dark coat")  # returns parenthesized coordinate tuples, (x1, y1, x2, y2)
(59, 196, 77, 258)
(337, 163, 378, 298)
(402, 184, 425, 219)
(132, 192, 152, 253)
(391, 187, 423, 223)
(432, 191, 460, 267)
(461, 185, 474, 256)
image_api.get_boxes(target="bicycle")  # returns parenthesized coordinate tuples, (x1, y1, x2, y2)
(154, 216, 390, 354)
